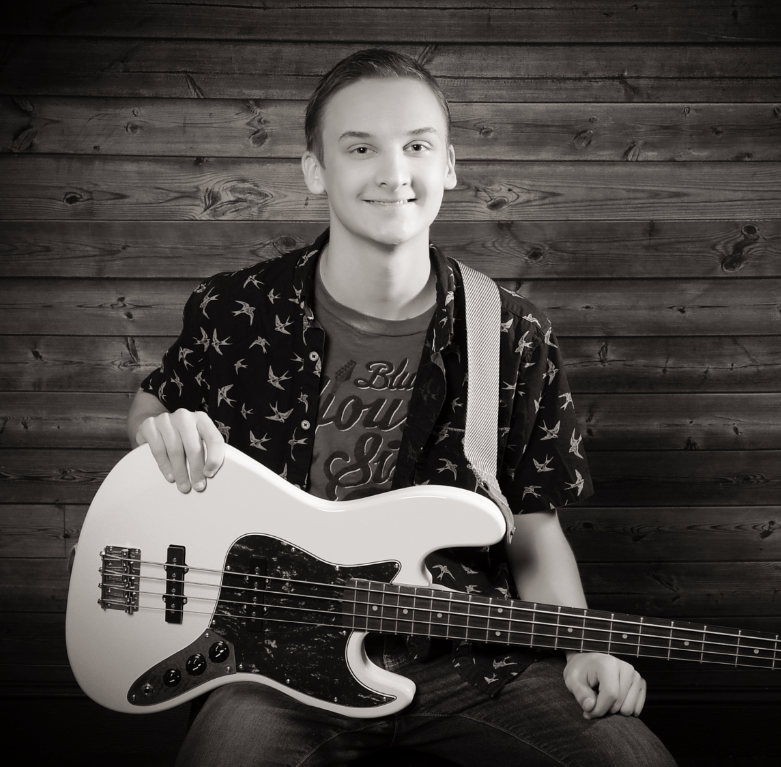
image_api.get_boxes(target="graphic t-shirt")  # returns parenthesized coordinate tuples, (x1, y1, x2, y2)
(308, 269, 435, 501)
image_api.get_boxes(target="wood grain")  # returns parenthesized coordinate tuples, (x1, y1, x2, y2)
(2, 449, 779, 506)
(2, 220, 779, 280)
(4, 97, 780, 161)
(2, 391, 779, 451)
(2, 156, 780, 221)
(560, 507, 781, 562)
(5, 277, 779, 337)
(2, 39, 779, 101)
(3, 335, 778, 394)
(0, 504, 76, 558)
(7, 1, 780, 43)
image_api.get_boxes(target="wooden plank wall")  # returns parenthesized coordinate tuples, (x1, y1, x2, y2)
(1, 0, 781, 728)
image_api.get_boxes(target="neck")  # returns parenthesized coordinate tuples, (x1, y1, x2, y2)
(319, 226, 436, 321)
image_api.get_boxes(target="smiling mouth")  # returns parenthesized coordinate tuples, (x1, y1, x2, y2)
(366, 199, 416, 205)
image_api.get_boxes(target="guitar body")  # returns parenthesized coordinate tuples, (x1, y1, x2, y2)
(66, 444, 506, 717)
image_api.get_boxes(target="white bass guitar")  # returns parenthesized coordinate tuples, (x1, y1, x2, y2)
(66, 445, 779, 718)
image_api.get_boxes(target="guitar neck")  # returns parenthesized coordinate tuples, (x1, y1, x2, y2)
(343, 578, 780, 671)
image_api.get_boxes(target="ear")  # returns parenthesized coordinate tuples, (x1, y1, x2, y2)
(301, 151, 326, 195)
(444, 144, 457, 191)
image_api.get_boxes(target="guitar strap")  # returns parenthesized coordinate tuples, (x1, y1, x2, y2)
(456, 261, 516, 544)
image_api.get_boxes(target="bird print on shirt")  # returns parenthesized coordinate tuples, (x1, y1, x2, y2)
(232, 301, 255, 324)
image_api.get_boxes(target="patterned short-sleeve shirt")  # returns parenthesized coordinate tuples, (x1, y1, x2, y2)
(141, 228, 593, 697)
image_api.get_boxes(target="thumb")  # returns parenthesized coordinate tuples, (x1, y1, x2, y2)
(567, 675, 597, 714)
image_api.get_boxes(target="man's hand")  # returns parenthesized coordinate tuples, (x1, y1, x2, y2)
(135, 408, 226, 494)
(563, 652, 646, 719)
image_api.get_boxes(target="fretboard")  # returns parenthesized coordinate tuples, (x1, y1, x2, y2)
(342, 578, 780, 671)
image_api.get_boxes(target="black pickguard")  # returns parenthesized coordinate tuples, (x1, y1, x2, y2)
(128, 535, 400, 709)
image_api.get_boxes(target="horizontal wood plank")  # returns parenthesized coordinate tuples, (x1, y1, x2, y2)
(0, 504, 78, 558)
(7, 502, 780, 563)
(2, 220, 779, 280)
(560, 507, 781, 563)
(2, 157, 780, 222)
(7, 1, 780, 43)
(2, 392, 780, 451)
(2, 39, 779, 101)
(2, 449, 779, 506)
(3, 335, 779, 394)
(4, 97, 781, 161)
(3, 278, 779, 337)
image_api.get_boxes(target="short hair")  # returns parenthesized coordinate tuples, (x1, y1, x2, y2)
(305, 48, 452, 165)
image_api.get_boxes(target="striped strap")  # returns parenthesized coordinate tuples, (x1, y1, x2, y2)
(457, 261, 516, 543)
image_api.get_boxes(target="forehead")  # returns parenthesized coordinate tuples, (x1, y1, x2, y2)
(321, 77, 448, 141)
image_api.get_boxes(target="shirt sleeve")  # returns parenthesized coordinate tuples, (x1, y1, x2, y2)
(500, 317, 593, 514)
(139, 279, 216, 414)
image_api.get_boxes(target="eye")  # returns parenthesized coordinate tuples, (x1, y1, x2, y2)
(351, 146, 372, 155)
(408, 142, 429, 152)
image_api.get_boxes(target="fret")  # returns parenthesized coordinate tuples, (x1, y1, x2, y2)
(348, 579, 370, 631)
(430, 590, 451, 640)
(449, 594, 469, 641)
(529, 603, 536, 648)
(667, 621, 673, 660)
(583, 610, 610, 654)
(343, 580, 359, 630)
(486, 597, 512, 644)
(555, 606, 586, 652)
(365, 582, 384, 632)
(669, 619, 705, 661)
(466, 594, 491, 643)
(637, 617, 643, 657)
(411, 587, 435, 638)
(398, 586, 416, 634)
(700, 626, 706, 663)
(774, 636, 779, 671)
(702, 624, 741, 665)
(611, 613, 641, 656)
(554, 606, 560, 651)
(525, 604, 558, 650)
(383, 582, 401, 635)
(734, 628, 776, 668)
(640, 616, 675, 659)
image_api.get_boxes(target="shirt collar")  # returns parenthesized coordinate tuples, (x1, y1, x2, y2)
(293, 228, 456, 352)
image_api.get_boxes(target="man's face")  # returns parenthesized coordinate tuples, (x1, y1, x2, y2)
(303, 77, 457, 251)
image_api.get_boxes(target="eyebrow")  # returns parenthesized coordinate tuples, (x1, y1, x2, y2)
(338, 127, 439, 141)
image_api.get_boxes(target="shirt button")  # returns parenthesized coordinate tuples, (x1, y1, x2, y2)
(308, 351, 319, 362)
(301, 420, 311, 430)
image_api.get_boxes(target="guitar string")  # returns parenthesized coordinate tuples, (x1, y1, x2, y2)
(101, 597, 777, 669)
(101, 557, 780, 651)
(97, 555, 779, 652)
(104, 579, 776, 657)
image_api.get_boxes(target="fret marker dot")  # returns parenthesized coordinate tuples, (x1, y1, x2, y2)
(498, 608, 503, 613)
(495, 631, 501, 636)
(684, 641, 689, 646)
(372, 606, 378, 611)
(567, 628, 572, 633)
(403, 609, 408, 614)
(622, 634, 627, 639)
(755, 649, 759, 654)
(437, 613, 442, 618)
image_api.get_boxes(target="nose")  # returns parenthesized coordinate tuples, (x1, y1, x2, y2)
(375, 149, 411, 191)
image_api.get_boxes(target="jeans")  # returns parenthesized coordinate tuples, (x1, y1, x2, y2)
(176, 652, 676, 767)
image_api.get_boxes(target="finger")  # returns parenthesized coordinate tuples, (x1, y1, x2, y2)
(155, 414, 192, 493)
(563, 667, 596, 715)
(137, 416, 176, 484)
(633, 679, 647, 717)
(617, 674, 644, 717)
(610, 665, 636, 714)
(587, 666, 619, 720)
(172, 412, 209, 492)
(196, 414, 226, 478)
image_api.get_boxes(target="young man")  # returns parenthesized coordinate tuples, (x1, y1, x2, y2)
(128, 50, 675, 766)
